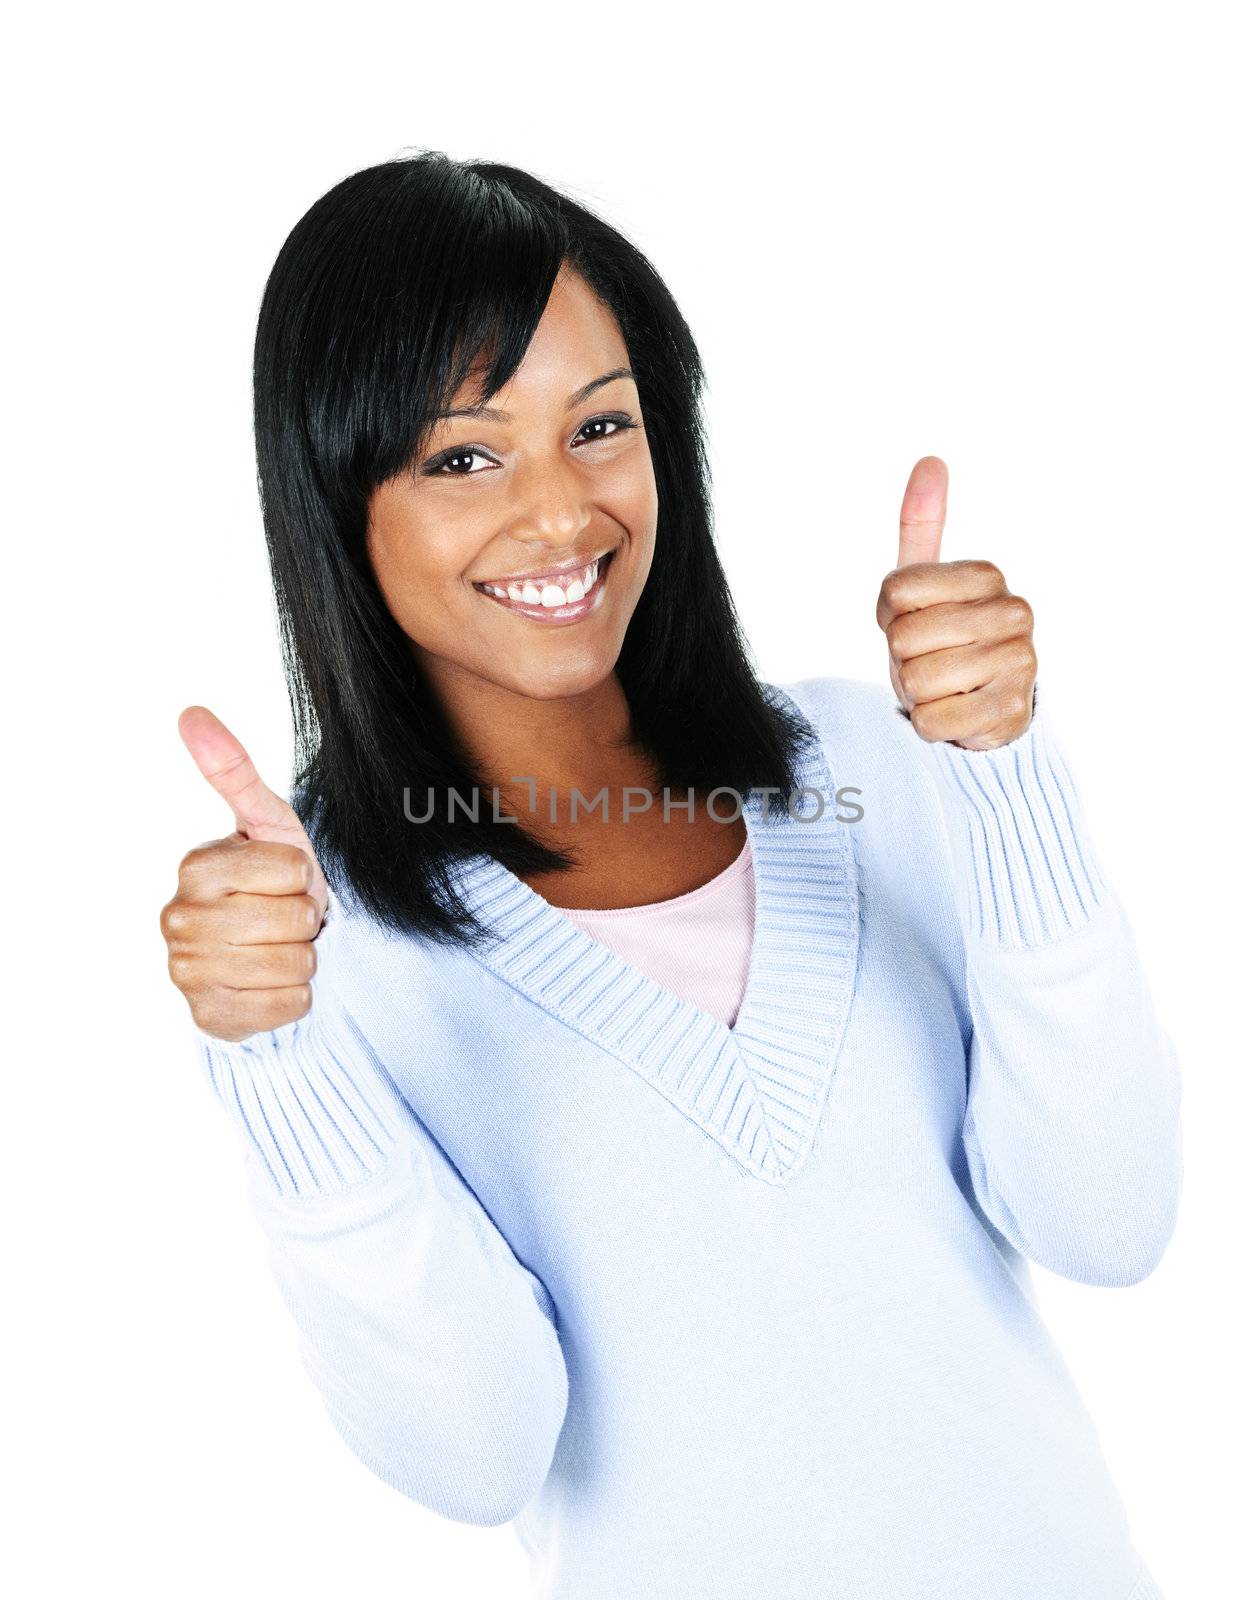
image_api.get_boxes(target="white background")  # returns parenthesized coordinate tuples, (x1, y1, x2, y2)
(6, 3, 1255, 1595)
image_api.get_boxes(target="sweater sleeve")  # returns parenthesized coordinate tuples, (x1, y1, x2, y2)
(917, 683, 1184, 1287)
(192, 889, 570, 1525)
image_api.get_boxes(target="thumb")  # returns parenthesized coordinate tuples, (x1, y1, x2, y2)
(897, 455, 948, 568)
(178, 705, 322, 875)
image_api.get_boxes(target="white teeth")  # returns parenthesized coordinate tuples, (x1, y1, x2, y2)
(485, 556, 603, 608)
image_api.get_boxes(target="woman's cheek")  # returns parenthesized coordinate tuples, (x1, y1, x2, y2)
(609, 450, 658, 537)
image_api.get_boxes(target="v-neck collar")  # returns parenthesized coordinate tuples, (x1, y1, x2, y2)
(447, 682, 860, 1185)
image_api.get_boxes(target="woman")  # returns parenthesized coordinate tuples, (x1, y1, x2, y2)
(160, 152, 1180, 1599)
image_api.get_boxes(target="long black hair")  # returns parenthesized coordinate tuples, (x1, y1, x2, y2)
(253, 149, 816, 949)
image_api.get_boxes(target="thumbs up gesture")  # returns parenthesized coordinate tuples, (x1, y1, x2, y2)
(160, 708, 330, 1043)
(875, 457, 1038, 751)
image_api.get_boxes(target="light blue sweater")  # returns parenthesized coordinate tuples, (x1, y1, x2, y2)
(194, 676, 1180, 1599)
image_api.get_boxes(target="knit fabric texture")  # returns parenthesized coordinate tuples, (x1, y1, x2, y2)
(193, 675, 1179, 1600)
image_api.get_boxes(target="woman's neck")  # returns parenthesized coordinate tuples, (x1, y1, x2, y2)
(422, 659, 662, 824)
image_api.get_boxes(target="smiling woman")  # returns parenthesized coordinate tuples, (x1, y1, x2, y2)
(160, 150, 1179, 1600)
(242, 155, 812, 940)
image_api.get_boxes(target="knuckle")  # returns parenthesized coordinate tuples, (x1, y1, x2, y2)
(187, 996, 213, 1032)
(255, 844, 310, 892)
(884, 614, 911, 660)
(205, 984, 257, 1035)
(1000, 686, 1032, 723)
(167, 952, 197, 990)
(877, 571, 910, 621)
(276, 842, 312, 880)
(908, 702, 940, 742)
(177, 844, 210, 879)
(1003, 593, 1033, 631)
(179, 839, 237, 890)
(194, 990, 249, 1044)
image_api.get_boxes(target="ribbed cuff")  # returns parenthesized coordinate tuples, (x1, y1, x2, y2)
(193, 887, 412, 1200)
(922, 682, 1109, 947)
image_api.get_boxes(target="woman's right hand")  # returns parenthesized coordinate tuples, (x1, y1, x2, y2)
(161, 707, 331, 1043)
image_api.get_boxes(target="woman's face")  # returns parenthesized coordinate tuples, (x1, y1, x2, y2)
(366, 267, 658, 705)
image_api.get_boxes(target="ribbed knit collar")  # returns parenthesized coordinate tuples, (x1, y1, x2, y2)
(449, 683, 860, 1185)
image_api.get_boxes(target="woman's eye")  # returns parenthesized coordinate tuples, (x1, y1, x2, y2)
(578, 415, 633, 443)
(430, 448, 495, 477)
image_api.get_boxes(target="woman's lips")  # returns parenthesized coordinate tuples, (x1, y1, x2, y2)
(473, 550, 614, 625)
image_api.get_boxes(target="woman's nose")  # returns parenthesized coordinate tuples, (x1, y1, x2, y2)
(501, 453, 593, 548)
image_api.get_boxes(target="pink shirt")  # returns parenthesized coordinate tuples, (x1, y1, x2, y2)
(554, 833, 756, 1027)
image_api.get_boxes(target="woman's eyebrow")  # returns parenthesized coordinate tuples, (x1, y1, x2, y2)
(436, 366, 636, 422)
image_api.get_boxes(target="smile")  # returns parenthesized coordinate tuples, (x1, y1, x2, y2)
(472, 550, 615, 624)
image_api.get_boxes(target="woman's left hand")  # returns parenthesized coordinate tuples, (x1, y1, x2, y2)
(875, 456, 1038, 752)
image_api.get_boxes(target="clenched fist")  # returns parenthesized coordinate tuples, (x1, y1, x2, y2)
(877, 456, 1038, 751)
(160, 708, 330, 1043)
